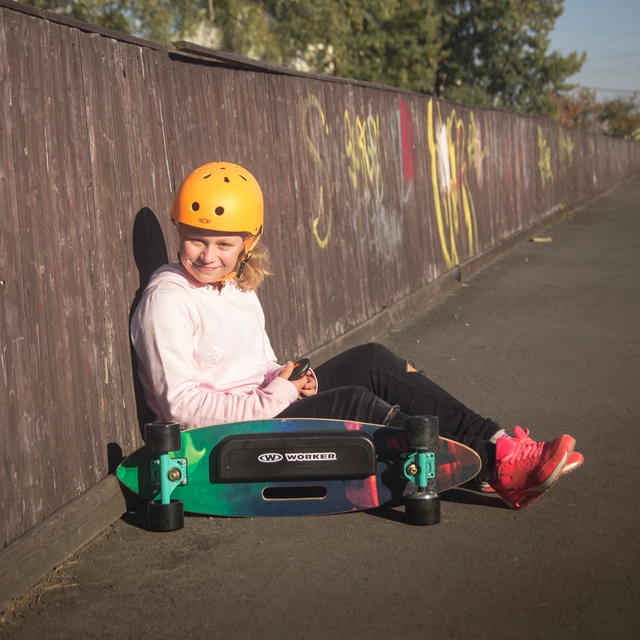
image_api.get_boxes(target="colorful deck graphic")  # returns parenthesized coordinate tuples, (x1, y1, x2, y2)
(116, 418, 481, 517)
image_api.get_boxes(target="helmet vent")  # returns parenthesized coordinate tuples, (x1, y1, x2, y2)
(239, 174, 247, 181)
(191, 202, 200, 211)
(215, 206, 224, 216)
(224, 177, 230, 183)
(203, 174, 211, 179)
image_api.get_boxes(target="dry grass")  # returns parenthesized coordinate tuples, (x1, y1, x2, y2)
(0, 559, 79, 623)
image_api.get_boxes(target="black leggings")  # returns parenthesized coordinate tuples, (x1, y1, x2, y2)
(275, 343, 501, 476)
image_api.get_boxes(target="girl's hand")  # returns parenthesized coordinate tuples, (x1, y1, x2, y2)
(279, 361, 308, 395)
(299, 374, 317, 398)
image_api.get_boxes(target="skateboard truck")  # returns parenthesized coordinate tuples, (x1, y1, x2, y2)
(144, 422, 186, 532)
(150, 456, 188, 498)
(403, 452, 436, 487)
(401, 416, 441, 526)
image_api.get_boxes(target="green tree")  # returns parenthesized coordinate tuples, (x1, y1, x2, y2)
(20, 1, 588, 119)
(19, 1, 209, 45)
(20, 1, 284, 53)
(195, 0, 279, 58)
(129, 0, 205, 44)
(19, 0, 134, 33)
(436, 0, 585, 116)
(264, 1, 442, 92)
(551, 88, 601, 130)
(599, 96, 640, 138)
(381, 0, 442, 93)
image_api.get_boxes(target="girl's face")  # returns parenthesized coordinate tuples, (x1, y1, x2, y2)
(177, 223, 246, 285)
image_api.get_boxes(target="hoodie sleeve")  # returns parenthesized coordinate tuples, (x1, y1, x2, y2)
(131, 289, 298, 428)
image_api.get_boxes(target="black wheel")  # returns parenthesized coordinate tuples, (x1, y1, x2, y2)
(405, 491, 440, 526)
(145, 421, 182, 452)
(147, 499, 184, 532)
(405, 416, 439, 449)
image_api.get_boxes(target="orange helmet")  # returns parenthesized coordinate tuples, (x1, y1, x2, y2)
(171, 162, 264, 253)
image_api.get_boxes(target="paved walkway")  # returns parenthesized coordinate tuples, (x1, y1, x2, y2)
(2, 179, 639, 640)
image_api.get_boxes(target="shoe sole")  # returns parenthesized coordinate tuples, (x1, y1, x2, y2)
(561, 451, 584, 475)
(479, 450, 583, 493)
(502, 438, 576, 510)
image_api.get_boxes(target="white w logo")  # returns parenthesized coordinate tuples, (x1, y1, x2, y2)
(257, 453, 283, 463)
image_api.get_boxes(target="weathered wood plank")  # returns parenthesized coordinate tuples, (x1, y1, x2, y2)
(77, 32, 143, 467)
(103, 40, 153, 450)
(0, 8, 35, 551)
(43, 21, 104, 493)
(2, 8, 59, 546)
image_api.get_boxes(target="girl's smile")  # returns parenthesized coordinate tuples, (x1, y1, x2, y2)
(176, 223, 246, 285)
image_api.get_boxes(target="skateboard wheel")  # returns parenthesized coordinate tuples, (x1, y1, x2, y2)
(145, 422, 182, 452)
(147, 499, 184, 532)
(405, 491, 440, 526)
(405, 416, 439, 449)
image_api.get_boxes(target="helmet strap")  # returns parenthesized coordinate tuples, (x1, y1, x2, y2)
(236, 251, 252, 279)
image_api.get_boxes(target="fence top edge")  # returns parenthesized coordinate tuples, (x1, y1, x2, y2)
(172, 41, 426, 96)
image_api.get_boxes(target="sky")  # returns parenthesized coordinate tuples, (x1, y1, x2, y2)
(549, 0, 640, 101)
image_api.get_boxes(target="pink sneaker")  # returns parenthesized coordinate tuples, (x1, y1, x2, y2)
(561, 450, 584, 475)
(480, 449, 584, 493)
(488, 426, 576, 509)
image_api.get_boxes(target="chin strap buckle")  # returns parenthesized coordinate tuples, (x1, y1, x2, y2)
(236, 251, 252, 279)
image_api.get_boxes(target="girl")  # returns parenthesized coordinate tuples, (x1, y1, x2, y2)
(131, 162, 582, 510)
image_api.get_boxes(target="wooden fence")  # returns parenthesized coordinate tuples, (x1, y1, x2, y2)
(1, 0, 639, 550)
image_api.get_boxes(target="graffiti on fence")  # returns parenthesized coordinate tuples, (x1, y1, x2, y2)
(344, 105, 403, 258)
(398, 100, 415, 183)
(390, 99, 416, 202)
(467, 112, 486, 189)
(427, 99, 478, 270)
(517, 120, 531, 193)
(502, 126, 515, 214)
(537, 127, 553, 188)
(344, 109, 384, 202)
(383, 99, 416, 203)
(559, 128, 575, 175)
(302, 94, 333, 248)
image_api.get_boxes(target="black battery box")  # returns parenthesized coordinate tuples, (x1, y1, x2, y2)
(217, 431, 377, 482)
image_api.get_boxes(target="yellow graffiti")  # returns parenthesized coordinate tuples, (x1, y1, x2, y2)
(467, 112, 486, 171)
(537, 127, 553, 188)
(559, 128, 575, 175)
(427, 100, 478, 270)
(302, 95, 332, 248)
(344, 110, 383, 201)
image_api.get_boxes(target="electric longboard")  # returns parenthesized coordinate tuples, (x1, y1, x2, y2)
(116, 418, 481, 530)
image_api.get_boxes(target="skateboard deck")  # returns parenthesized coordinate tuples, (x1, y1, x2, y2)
(116, 418, 481, 517)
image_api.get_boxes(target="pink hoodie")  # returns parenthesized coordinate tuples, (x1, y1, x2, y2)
(130, 264, 299, 429)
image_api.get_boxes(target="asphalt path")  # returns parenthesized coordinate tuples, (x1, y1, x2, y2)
(2, 179, 639, 639)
